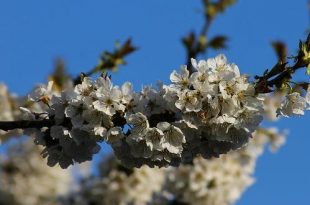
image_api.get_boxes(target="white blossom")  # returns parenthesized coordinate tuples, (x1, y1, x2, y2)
(121, 81, 134, 104)
(62, 127, 286, 205)
(279, 92, 307, 117)
(157, 122, 186, 155)
(126, 112, 150, 137)
(175, 90, 202, 112)
(93, 86, 125, 116)
(28, 81, 54, 103)
(13, 54, 308, 169)
(170, 65, 190, 90)
(74, 77, 93, 97)
(0, 140, 72, 205)
(207, 54, 240, 81)
(306, 85, 310, 108)
(106, 127, 124, 144)
(145, 127, 165, 151)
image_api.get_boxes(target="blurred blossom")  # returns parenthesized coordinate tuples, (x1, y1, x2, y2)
(0, 140, 73, 205)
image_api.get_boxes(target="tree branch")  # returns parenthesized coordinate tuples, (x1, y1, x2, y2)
(266, 61, 307, 87)
(73, 39, 137, 85)
(257, 57, 308, 92)
(185, 12, 213, 74)
(0, 119, 55, 132)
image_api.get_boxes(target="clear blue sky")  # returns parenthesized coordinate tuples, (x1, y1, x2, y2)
(0, 0, 309, 204)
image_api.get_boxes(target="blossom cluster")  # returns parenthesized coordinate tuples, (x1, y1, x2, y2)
(60, 127, 286, 205)
(0, 127, 286, 205)
(0, 140, 72, 205)
(163, 127, 286, 205)
(0, 81, 60, 143)
(17, 54, 310, 168)
(62, 159, 166, 205)
(25, 76, 129, 168)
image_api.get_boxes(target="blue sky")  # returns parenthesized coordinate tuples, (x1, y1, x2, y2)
(0, 0, 310, 204)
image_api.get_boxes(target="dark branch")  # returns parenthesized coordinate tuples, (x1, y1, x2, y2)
(255, 33, 310, 93)
(255, 62, 306, 94)
(267, 61, 307, 87)
(73, 39, 137, 85)
(184, 14, 213, 74)
(0, 119, 55, 132)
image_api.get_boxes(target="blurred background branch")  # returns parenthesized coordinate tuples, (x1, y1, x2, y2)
(183, 0, 236, 73)
(73, 39, 137, 85)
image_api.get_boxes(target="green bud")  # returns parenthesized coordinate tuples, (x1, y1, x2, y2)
(307, 64, 310, 75)
(301, 43, 310, 62)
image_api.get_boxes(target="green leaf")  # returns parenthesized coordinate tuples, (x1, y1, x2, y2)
(203, 0, 237, 19)
(73, 38, 137, 85)
(48, 58, 71, 90)
(182, 32, 196, 51)
(272, 41, 287, 63)
(217, 0, 237, 13)
(306, 64, 310, 75)
(96, 38, 137, 72)
(208, 35, 228, 50)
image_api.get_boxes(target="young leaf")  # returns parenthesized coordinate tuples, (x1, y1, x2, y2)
(208, 35, 228, 50)
(272, 41, 287, 63)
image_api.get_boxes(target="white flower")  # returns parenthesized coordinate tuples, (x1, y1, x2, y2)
(219, 77, 249, 100)
(82, 109, 113, 135)
(121, 82, 134, 104)
(207, 54, 228, 71)
(106, 127, 124, 144)
(220, 98, 237, 116)
(133, 86, 152, 113)
(129, 140, 153, 158)
(190, 59, 214, 90)
(126, 112, 150, 137)
(134, 85, 165, 115)
(279, 92, 306, 117)
(175, 90, 202, 112)
(74, 77, 93, 97)
(0, 140, 72, 205)
(192, 80, 218, 100)
(306, 85, 310, 108)
(263, 93, 283, 120)
(157, 122, 186, 154)
(207, 96, 221, 114)
(210, 114, 236, 125)
(219, 81, 235, 99)
(92, 76, 126, 116)
(95, 76, 112, 92)
(145, 128, 165, 151)
(265, 128, 287, 153)
(94, 126, 107, 137)
(28, 81, 54, 103)
(170, 65, 190, 90)
(207, 54, 240, 81)
(64, 104, 85, 128)
(0, 83, 13, 121)
(93, 87, 125, 116)
(163, 85, 178, 108)
(151, 149, 174, 163)
(189, 58, 219, 100)
(48, 94, 68, 123)
(241, 95, 264, 112)
(191, 58, 208, 73)
(19, 107, 36, 120)
(233, 109, 263, 132)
